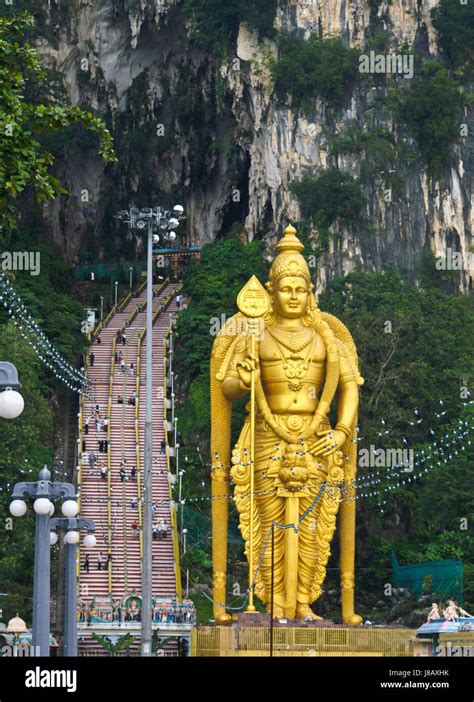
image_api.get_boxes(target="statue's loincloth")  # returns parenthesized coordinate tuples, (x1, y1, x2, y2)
(231, 411, 345, 607)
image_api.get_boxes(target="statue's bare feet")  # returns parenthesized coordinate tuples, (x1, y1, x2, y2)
(215, 612, 232, 625)
(343, 612, 363, 626)
(296, 604, 323, 620)
(266, 604, 285, 619)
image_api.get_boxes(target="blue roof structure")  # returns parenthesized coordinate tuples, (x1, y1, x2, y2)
(416, 617, 474, 638)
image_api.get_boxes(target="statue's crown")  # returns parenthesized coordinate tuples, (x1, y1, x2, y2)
(269, 224, 310, 285)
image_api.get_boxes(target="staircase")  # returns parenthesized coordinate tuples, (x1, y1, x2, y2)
(76, 281, 185, 655)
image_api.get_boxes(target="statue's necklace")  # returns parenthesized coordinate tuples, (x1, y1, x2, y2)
(267, 325, 313, 353)
(268, 327, 315, 392)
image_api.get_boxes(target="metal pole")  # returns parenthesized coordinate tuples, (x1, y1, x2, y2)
(270, 522, 274, 657)
(114, 281, 118, 308)
(32, 513, 51, 656)
(130, 267, 133, 291)
(141, 217, 154, 656)
(64, 541, 78, 656)
(100, 296, 104, 324)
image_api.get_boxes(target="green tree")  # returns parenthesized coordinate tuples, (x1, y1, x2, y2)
(272, 35, 361, 109)
(320, 270, 474, 445)
(387, 61, 463, 179)
(289, 169, 366, 238)
(431, 0, 474, 74)
(0, 12, 116, 236)
(184, 0, 276, 49)
(0, 321, 54, 624)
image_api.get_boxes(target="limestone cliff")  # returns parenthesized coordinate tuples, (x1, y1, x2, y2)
(22, 0, 473, 291)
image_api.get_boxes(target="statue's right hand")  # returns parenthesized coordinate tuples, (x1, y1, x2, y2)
(236, 353, 260, 390)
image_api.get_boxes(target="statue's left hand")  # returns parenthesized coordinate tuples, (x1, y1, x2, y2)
(312, 429, 346, 457)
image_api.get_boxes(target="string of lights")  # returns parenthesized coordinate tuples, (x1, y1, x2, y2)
(0, 273, 92, 395)
(170, 414, 473, 507)
(2, 411, 470, 510)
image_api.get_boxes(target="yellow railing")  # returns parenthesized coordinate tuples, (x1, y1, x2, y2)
(107, 337, 116, 594)
(91, 321, 102, 340)
(138, 279, 170, 335)
(134, 277, 168, 553)
(76, 358, 86, 583)
(136, 336, 143, 558)
(137, 278, 147, 296)
(135, 281, 181, 598)
(155, 278, 168, 297)
(191, 627, 417, 657)
(118, 291, 131, 311)
(163, 326, 183, 602)
(127, 306, 139, 328)
(102, 306, 115, 328)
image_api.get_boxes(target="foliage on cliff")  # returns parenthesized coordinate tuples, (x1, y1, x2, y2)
(0, 12, 116, 237)
(431, 0, 474, 75)
(273, 35, 361, 109)
(185, 0, 276, 48)
(289, 169, 367, 238)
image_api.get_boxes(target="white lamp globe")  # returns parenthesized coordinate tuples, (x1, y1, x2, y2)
(0, 390, 24, 419)
(83, 534, 96, 548)
(50, 532, 59, 546)
(9, 500, 27, 517)
(61, 500, 78, 518)
(172, 205, 184, 215)
(33, 498, 53, 516)
(169, 231, 177, 241)
(49, 503, 55, 517)
(65, 531, 80, 545)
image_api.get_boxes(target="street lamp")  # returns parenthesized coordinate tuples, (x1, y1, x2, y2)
(116, 203, 184, 658)
(100, 296, 104, 324)
(114, 281, 118, 308)
(50, 516, 95, 657)
(182, 528, 187, 555)
(9, 466, 77, 656)
(0, 362, 24, 419)
(129, 267, 133, 291)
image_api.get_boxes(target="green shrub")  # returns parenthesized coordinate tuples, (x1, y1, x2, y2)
(329, 125, 399, 186)
(184, 0, 276, 49)
(387, 61, 463, 178)
(289, 168, 366, 232)
(431, 0, 474, 74)
(272, 35, 361, 109)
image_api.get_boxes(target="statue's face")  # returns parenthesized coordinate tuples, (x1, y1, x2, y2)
(274, 276, 308, 319)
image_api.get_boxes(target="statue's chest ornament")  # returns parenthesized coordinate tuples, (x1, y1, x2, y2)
(267, 327, 314, 392)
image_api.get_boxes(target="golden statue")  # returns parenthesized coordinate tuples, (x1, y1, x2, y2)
(210, 225, 363, 624)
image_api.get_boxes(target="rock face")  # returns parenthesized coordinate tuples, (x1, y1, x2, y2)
(32, 0, 472, 291)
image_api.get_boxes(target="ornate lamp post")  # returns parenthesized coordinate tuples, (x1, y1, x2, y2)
(9, 467, 77, 656)
(50, 516, 96, 656)
(0, 361, 24, 419)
